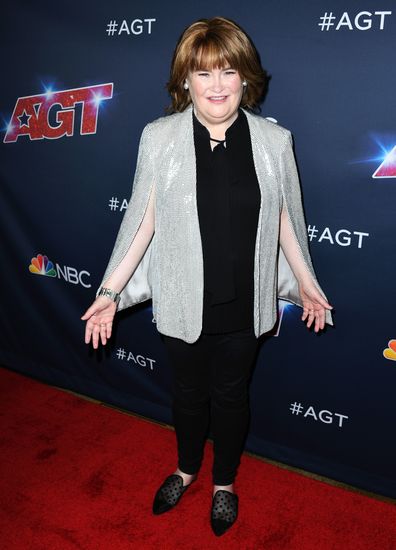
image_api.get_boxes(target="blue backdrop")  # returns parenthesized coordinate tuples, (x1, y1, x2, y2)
(2, 1, 395, 498)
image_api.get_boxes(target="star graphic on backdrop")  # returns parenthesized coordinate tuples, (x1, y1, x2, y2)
(17, 109, 32, 128)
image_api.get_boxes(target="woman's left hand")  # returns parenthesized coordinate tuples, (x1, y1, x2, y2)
(298, 280, 333, 333)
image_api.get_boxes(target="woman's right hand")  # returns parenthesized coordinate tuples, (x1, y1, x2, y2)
(80, 296, 118, 349)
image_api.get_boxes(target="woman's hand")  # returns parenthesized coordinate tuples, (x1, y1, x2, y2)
(298, 280, 333, 333)
(81, 296, 118, 349)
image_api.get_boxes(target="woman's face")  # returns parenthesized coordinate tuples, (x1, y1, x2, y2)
(186, 67, 244, 129)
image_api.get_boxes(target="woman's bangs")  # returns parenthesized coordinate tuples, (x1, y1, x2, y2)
(190, 40, 236, 71)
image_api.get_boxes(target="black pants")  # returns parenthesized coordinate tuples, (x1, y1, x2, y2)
(161, 327, 259, 486)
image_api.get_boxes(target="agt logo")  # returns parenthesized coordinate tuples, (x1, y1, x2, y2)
(114, 346, 157, 370)
(4, 83, 113, 143)
(29, 253, 91, 288)
(373, 145, 396, 178)
(318, 11, 392, 32)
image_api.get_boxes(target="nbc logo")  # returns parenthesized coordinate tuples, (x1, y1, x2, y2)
(29, 254, 56, 277)
(383, 340, 396, 361)
(29, 253, 91, 288)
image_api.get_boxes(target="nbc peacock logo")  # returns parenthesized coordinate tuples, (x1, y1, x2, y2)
(28, 252, 91, 287)
(29, 254, 56, 277)
(383, 340, 396, 362)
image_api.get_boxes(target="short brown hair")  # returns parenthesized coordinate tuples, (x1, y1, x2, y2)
(167, 17, 268, 113)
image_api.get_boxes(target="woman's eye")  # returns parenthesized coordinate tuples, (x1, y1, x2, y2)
(198, 72, 209, 77)
(225, 70, 236, 75)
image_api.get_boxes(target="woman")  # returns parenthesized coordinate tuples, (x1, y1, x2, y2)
(81, 17, 333, 536)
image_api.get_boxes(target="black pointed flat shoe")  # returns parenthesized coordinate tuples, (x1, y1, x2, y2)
(152, 474, 196, 515)
(210, 489, 239, 536)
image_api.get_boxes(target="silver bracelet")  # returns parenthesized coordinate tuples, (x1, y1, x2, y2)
(98, 286, 121, 305)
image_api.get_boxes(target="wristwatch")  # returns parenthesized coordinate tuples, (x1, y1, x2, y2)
(98, 286, 121, 306)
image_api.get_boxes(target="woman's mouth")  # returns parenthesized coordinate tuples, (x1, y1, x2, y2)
(208, 96, 227, 103)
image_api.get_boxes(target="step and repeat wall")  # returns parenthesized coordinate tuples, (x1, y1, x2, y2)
(1, 1, 395, 498)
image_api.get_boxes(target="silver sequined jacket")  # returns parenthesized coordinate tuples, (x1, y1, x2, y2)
(96, 105, 333, 343)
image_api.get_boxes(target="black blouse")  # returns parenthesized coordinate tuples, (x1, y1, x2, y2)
(193, 109, 261, 333)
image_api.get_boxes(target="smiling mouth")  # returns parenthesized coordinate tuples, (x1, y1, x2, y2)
(208, 96, 227, 102)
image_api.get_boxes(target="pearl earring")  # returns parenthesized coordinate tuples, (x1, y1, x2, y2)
(242, 80, 247, 87)
(183, 82, 189, 90)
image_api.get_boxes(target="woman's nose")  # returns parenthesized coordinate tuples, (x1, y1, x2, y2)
(210, 76, 224, 92)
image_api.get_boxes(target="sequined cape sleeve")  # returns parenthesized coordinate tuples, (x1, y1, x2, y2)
(276, 129, 333, 326)
(94, 123, 155, 309)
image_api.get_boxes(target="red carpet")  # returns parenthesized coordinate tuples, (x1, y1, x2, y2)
(0, 367, 395, 550)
